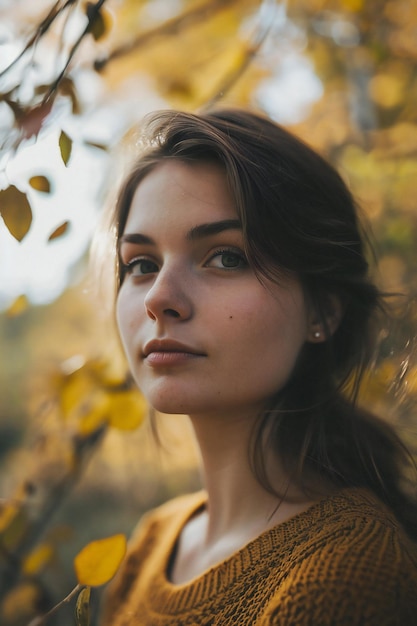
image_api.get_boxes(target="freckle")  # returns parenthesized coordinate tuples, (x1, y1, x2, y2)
(229, 316, 233, 319)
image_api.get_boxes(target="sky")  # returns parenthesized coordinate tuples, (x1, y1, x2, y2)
(0, 1, 323, 310)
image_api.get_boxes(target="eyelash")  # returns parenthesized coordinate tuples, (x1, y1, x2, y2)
(206, 248, 248, 269)
(121, 247, 248, 278)
(122, 257, 158, 277)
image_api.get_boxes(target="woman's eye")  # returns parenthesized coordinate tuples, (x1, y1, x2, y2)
(125, 258, 158, 277)
(208, 250, 247, 269)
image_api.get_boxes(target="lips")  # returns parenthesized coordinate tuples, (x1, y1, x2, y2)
(143, 339, 206, 358)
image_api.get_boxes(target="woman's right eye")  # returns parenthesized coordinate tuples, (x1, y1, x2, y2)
(124, 258, 159, 277)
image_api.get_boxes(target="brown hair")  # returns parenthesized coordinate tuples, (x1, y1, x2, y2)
(111, 108, 417, 538)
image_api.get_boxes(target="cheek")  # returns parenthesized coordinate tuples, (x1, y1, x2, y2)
(116, 287, 140, 342)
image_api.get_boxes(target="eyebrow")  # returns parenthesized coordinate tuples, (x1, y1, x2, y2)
(119, 219, 242, 247)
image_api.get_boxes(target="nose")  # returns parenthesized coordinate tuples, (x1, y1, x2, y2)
(144, 263, 193, 322)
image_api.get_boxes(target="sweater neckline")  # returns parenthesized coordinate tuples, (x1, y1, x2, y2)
(145, 487, 392, 615)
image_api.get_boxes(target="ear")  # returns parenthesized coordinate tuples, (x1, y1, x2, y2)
(307, 294, 344, 343)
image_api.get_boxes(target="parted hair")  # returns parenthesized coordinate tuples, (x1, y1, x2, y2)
(112, 108, 417, 539)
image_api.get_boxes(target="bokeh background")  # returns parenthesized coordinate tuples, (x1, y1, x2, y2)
(1, 0, 417, 623)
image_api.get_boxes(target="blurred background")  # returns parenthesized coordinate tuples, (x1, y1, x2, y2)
(1, 0, 417, 623)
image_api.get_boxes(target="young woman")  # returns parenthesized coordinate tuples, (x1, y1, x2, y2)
(100, 109, 417, 625)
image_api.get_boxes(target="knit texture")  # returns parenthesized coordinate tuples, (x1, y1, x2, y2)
(100, 488, 417, 626)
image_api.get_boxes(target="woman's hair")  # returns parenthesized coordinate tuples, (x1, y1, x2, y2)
(111, 108, 417, 538)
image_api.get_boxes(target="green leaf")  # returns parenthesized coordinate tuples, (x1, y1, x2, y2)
(75, 586, 91, 626)
(0, 185, 33, 241)
(29, 175, 51, 193)
(59, 131, 72, 166)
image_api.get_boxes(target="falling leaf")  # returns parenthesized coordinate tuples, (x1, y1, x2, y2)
(84, 140, 109, 151)
(75, 586, 91, 626)
(0, 185, 33, 241)
(74, 534, 127, 586)
(6, 295, 29, 318)
(59, 130, 72, 166)
(22, 543, 54, 576)
(48, 220, 70, 241)
(29, 175, 51, 193)
(106, 390, 147, 431)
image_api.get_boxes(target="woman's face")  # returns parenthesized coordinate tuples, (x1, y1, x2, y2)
(116, 160, 313, 420)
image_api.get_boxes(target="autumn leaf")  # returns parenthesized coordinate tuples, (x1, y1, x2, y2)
(0, 502, 28, 551)
(59, 130, 72, 166)
(106, 390, 148, 431)
(74, 534, 127, 586)
(75, 586, 91, 626)
(0, 185, 33, 241)
(6, 295, 29, 317)
(22, 542, 54, 576)
(1, 582, 41, 622)
(6, 99, 54, 140)
(29, 175, 52, 193)
(48, 220, 70, 241)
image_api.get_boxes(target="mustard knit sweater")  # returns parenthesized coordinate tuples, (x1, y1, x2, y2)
(101, 488, 417, 626)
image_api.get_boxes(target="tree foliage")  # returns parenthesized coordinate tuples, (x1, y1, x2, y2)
(1, 0, 417, 624)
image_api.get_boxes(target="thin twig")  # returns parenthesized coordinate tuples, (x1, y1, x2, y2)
(202, 0, 280, 109)
(28, 584, 83, 626)
(0, 0, 77, 78)
(42, 0, 109, 103)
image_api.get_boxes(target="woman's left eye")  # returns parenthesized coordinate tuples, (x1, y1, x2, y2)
(206, 249, 248, 270)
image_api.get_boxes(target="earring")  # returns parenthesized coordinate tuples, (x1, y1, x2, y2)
(314, 331, 321, 339)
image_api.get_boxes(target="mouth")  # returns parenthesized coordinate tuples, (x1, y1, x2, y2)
(143, 339, 206, 361)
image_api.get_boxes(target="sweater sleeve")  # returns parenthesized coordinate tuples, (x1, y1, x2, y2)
(262, 525, 417, 626)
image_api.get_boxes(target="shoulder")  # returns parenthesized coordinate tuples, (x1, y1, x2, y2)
(99, 491, 206, 625)
(263, 488, 417, 626)
(301, 488, 417, 580)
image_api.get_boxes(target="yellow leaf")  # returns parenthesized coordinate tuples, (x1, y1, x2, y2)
(107, 390, 147, 431)
(0, 185, 33, 241)
(59, 130, 72, 166)
(0, 503, 28, 550)
(77, 391, 110, 436)
(369, 74, 404, 108)
(74, 534, 127, 586)
(6, 294, 29, 317)
(29, 175, 51, 193)
(1, 582, 40, 621)
(75, 586, 91, 626)
(340, 0, 364, 11)
(48, 220, 70, 241)
(22, 542, 54, 576)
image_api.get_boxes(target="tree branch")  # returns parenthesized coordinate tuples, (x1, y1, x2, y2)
(43, 0, 109, 104)
(93, 0, 240, 72)
(0, 0, 78, 78)
(202, 0, 279, 109)
(28, 584, 83, 626)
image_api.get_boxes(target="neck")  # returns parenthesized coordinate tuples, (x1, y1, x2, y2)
(188, 409, 313, 545)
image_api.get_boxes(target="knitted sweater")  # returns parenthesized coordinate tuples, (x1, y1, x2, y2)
(100, 488, 417, 626)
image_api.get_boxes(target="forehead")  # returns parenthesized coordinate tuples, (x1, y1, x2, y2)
(123, 159, 237, 234)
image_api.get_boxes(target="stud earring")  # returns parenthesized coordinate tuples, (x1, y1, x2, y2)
(314, 331, 321, 339)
